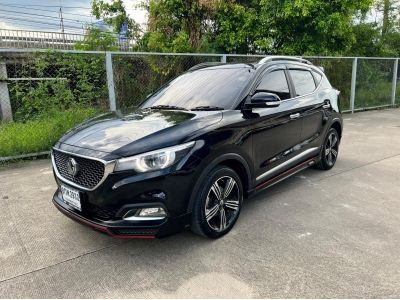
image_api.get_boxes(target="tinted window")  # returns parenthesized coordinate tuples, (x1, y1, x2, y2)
(289, 70, 316, 96)
(321, 76, 332, 89)
(312, 71, 322, 85)
(141, 66, 253, 110)
(257, 70, 291, 100)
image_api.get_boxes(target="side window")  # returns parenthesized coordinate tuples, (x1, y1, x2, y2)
(312, 70, 322, 85)
(257, 70, 291, 100)
(320, 76, 332, 89)
(289, 69, 316, 96)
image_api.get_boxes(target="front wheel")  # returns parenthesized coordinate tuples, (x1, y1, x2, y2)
(191, 166, 243, 238)
(315, 128, 340, 170)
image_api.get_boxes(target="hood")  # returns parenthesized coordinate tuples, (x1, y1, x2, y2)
(58, 108, 222, 157)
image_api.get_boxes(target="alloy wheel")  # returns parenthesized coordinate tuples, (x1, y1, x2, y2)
(204, 176, 240, 232)
(325, 131, 339, 167)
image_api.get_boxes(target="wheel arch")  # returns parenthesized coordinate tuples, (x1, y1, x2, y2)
(331, 119, 343, 139)
(187, 153, 252, 214)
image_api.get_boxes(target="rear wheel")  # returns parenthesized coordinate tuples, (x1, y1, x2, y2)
(315, 128, 340, 170)
(191, 166, 243, 238)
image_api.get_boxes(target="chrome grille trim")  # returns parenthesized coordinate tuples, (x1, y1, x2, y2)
(51, 147, 115, 191)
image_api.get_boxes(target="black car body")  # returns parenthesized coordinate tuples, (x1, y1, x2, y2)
(52, 56, 343, 239)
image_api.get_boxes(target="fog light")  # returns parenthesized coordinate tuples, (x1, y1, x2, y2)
(138, 207, 166, 217)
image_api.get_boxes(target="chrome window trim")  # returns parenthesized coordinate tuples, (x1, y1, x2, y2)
(51, 147, 115, 191)
(254, 65, 323, 106)
(287, 68, 323, 101)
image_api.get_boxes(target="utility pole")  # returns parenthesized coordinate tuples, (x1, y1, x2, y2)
(59, 6, 65, 43)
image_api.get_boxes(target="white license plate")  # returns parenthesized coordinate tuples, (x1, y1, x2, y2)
(60, 185, 81, 211)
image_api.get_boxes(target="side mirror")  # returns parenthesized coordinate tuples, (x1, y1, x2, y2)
(245, 91, 281, 109)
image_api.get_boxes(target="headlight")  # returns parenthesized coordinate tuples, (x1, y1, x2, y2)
(114, 141, 195, 173)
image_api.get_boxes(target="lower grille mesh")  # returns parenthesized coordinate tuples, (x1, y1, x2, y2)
(85, 202, 118, 221)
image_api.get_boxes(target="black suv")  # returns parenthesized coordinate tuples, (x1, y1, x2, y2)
(52, 56, 343, 239)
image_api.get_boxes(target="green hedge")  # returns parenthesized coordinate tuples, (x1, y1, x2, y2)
(0, 108, 98, 157)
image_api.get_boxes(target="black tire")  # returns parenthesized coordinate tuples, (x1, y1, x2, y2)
(191, 166, 243, 238)
(315, 127, 340, 170)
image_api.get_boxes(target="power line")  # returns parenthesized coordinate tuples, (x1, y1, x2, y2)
(0, 15, 85, 30)
(0, 1, 92, 10)
(0, 3, 93, 18)
(0, 9, 91, 24)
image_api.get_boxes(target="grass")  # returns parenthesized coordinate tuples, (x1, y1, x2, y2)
(0, 108, 98, 158)
(355, 80, 395, 109)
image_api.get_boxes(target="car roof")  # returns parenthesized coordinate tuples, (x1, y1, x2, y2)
(189, 56, 323, 73)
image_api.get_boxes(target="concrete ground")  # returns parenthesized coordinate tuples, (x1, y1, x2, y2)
(0, 109, 400, 298)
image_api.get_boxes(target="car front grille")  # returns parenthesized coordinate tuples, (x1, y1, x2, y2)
(53, 149, 105, 190)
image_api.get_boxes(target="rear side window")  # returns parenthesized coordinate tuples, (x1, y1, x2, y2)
(257, 70, 291, 100)
(312, 71, 323, 85)
(289, 69, 316, 96)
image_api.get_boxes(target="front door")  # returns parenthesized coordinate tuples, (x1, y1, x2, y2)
(250, 68, 303, 184)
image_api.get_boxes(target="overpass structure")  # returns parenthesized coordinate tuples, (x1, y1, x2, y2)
(0, 29, 132, 50)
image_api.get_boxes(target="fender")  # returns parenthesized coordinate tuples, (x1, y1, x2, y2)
(186, 153, 253, 213)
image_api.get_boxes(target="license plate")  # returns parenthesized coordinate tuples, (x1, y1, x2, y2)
(60, 185, 81, 211)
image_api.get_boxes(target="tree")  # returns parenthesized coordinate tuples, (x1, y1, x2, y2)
(210, 1, 259, 53)
(74, 26, 118, 51)
(92, 0, 141, 40)
(142, 0, 215, 52)
(141, 0, 374, 55)
(254, 0, 373, 55)
(348, 0, 400, 56)
(376, 0, 400, 55)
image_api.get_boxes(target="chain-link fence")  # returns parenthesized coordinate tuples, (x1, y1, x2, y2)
(0, 49, 399, 161)
(112, 53, 223, 110)
(0, 50, 110, 161)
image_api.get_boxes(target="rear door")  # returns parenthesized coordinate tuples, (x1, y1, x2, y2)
(287, 67, 325, 156)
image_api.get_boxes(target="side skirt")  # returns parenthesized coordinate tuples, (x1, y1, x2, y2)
(255, 157, 316, 192)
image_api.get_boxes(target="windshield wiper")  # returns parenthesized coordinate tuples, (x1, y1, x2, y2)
(190, 106, 225, 111)
(149, 105, 188, 111)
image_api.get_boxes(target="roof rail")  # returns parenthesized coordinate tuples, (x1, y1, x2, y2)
(258, 56, 313, 65)
(188, 62, 225, 71)
(188, 61, 256, 71)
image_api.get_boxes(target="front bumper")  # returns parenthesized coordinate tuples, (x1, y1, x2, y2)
(51, 146, 201, 238)
(53, 189, 191, 238)
(53, 197, 155, 238)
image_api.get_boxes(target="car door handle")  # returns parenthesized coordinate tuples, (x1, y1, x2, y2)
(290, 113, 300, 119)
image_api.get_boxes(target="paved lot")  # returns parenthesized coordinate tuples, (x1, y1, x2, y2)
(1, 109, 400, 298)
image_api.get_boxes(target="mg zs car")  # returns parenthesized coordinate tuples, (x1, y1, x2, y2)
(52, 56, 343, 239)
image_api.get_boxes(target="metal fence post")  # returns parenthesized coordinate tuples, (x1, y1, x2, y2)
(391, 59, 398, 106)
(105, 52, 117, 111)
(0, 62, 13, 122)
(221, 54, 227, 63)
(350, 57, 358, 113)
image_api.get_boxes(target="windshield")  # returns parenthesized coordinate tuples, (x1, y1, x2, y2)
(141, 66, 253, 110)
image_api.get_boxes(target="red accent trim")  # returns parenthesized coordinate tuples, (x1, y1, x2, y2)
(53, 199, 155, 239)
(256, 158, 315, 191)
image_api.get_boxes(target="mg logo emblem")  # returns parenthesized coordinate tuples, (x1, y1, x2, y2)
(67, 158, 79, 176)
